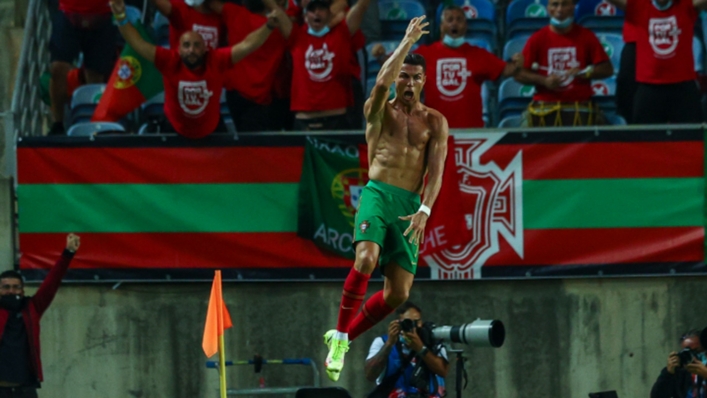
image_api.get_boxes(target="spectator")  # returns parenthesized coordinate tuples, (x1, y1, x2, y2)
(48, 0, 117, 135)
(514, 0, 613, 127)
(278, 0, 372, 131)
(616, 19, 639, 124)
(607, 0, 707, 124)
(111, 0, 282, 138)
(0, 234, 79, 398)
(364, 302, 448, 398)
(151, 0, 224, 50)
(387, 5, 522, 128)
(211, 0, 291, 132)
(650, 329, 707, 398)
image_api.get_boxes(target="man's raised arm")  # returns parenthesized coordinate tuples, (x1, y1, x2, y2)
(345, 0, 372, 35)
(364, 16, 429, 121)
(111, 0, 156, 63)
(149, 0, 173, 17)
(230, 9, 280, 63)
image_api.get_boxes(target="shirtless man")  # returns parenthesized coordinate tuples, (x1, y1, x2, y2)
(323, 16, 449, 382)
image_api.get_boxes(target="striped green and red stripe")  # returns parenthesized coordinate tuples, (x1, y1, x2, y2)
(16, 130, 705, 277)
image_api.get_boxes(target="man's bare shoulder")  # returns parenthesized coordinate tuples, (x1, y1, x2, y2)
(423, 106, 448, 132)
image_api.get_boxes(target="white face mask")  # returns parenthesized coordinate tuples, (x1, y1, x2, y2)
(185, 0, 206, 7)
(442, 35, 465, 48)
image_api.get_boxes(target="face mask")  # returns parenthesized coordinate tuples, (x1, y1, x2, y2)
(652, 0, 673, 10)
(185, 0, 205, 6)
(442, 35, 465, 48)
(550, 16, 574, 29)
(308, 25, 330, 37)
(0, 295, 23, 312)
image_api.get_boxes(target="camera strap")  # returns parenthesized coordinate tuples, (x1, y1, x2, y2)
(366, 341, 413, 398)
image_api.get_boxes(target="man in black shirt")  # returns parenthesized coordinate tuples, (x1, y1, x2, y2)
(0, 234, 80, 398)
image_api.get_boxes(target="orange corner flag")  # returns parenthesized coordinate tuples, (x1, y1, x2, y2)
(202, 270, 233, 358)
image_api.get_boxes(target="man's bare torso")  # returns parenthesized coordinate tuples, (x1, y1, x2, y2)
(366, 99, 444, 194)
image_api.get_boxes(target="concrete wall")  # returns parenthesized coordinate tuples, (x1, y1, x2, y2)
(21, 276, 707, 398)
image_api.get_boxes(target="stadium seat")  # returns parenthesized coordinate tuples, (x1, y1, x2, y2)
(466, 37, 493, 52)
(595, 33, 623, 74)
(69, 84, 106, 125)
(482, 81, 491, 126)
(498, 115, 523, 127)
(576, 0, 624, 34)
(503, 35, 530, 61)
(506, 0, 549, 39)
(498, 78, 534, 120)
(365, 41, 419, 77)
(153, 11, 170, 47)
(436, 0, 497, 49)
(694, 36, 704, 73)
(604, 113, 626, 125)
(67, 122, 126, 136)
(379, 0, 427, 40)
(591, 76, 617, 113)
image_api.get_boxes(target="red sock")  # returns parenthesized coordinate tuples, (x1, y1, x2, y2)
(348, 290, 395, 341)
(336, 268, 371, 334)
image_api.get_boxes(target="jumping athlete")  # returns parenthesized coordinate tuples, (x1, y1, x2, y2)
(323, 16, 449, 381)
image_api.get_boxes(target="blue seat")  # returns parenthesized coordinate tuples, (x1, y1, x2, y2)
(466, 37, 492, 52)
(153, 11, 170, 47)
(365, 41, 419, 77)
(591, 76, 617, 113)
(498, 78, 535, 119)
(694, 36, 704, 73)
(576, 0, 624, 33)
(595, 33, 623, 74)
(506, 0, 549, 39)
(436, 0, 497, 47)
(379, 0, 426, 40)
(482, 81, 491, 126)
(69, 84, 106, 125)
(67, 122, 126, 136)
(498, 115, 523, 127)
(604, 113, 626, 125)
(503, 35, 530, 61)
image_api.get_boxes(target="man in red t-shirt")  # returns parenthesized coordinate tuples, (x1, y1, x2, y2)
(278, 0, 372, 131)
(111, 0, 281, 138)
(209, 0, 291, 132)
(48, 0, 117, 135)
(403, 5, 523, 128)
(151, 0, 224, 50)
(607, 0, 707, 124)
(514, 0, 614, 126)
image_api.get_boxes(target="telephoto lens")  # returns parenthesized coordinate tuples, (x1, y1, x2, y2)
(431, 319, 505, 347)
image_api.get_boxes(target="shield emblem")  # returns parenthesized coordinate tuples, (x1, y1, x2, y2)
(649, 16, 680, 57)
(525, 3, 547, 17)
(595, 2, 616, 16)
(463, 5, 478, 19)
(178, 81, 213, 116)
(592, 82, 609, 96)
(436, 58, 472, 97)
(548, 47, 578, 87)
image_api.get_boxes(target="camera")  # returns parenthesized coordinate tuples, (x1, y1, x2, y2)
(399, 318, 417, 333)
(678, 348, 696, 367)
(430, 319, 505, 348)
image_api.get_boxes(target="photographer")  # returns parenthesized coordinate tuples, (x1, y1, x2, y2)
(650, 329, 707, 398)
(365, 302, 448, 398)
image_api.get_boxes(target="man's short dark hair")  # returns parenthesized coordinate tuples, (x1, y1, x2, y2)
(396, 301, 422, 316)
(442, 5, 465, 18)
(403, 53, 426, 73)
(681, 329, 702, 342)
(0, 270, 23, 285)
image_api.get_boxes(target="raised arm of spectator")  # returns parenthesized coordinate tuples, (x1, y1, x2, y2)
(149, 0, 173, 16)
(111, 0, 156, 63)
(346, 0, 373, 35)
(265, 0, 293, 38)
(231, 10, 279, 63)
(365, 17, 429, 121)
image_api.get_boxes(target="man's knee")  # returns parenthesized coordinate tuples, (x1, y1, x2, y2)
(354, 246, 378, 274)
(50, 61, 72, 81)
(383, 288, 408, 308)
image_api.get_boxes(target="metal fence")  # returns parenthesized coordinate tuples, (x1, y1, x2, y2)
(4, 0, 51, 178)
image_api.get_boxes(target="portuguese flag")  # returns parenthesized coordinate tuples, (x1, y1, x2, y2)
(92, 19, 163, 122)
(298, 137, 368, 259)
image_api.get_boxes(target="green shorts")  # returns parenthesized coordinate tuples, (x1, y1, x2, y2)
(353, 180, 421, 275)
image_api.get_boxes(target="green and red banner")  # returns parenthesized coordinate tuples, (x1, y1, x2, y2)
(15, 129, 706, 281)
(92, 19, 163, 122)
